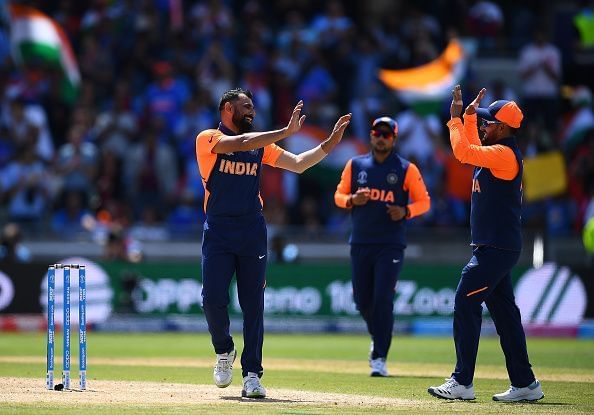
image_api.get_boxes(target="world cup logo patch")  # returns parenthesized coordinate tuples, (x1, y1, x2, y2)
(386, 173, 398, 184)
(357, 171, 368, 185)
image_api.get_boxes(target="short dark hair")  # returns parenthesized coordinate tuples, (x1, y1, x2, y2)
(218, 88, 253, 111)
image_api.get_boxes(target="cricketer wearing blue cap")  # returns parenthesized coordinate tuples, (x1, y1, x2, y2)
(335, 116, 430, 377)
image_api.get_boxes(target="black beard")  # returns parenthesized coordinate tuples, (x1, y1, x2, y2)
(233, 114, 254, 134)
(481, 134, 496, 145)
(372, 146, 391, 155)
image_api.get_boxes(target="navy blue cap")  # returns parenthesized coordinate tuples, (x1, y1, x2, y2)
(371, 117, 398, 134)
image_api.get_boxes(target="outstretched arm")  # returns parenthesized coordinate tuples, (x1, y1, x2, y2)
(212, 101, 306, 154)
(274, 114, 351, 173)
(448, 85, 473, 160)
(462, 88, 485, 146)
(447, 86, 518, 179)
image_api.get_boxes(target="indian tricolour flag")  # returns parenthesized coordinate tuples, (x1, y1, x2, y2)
(9, 4, 80, 102)
(379, 39, 466, 107)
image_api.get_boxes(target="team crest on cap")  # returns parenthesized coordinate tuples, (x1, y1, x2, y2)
(386, 173, 398, 184)
(357, 171, 368, 185)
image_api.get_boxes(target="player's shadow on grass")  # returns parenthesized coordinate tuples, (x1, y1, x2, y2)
(221, 396, 307, 403)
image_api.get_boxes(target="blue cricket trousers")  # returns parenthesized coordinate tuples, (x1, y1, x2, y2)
(201, 213, 267, 378)
(452, 245, 536, 387)
(350, 244, 404, 359)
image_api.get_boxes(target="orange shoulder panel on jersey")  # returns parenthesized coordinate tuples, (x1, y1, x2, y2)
(334, 159, 353, 208)
(403, 163, 430, 218)
(262, 143, 284, 166)
(196, 129, 224, 212)
(447, 118, 519, 180)
(196, 129, 223, 184)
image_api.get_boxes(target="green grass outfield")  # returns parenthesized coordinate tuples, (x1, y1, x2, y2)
(1, 332, 593, 414)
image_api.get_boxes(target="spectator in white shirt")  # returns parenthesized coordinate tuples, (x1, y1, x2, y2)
(518, 29, 562, 133)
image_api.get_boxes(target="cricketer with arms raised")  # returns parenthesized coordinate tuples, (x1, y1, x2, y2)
(195, 88, 351, 399)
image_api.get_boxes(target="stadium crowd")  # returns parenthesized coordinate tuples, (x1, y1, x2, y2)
(0, 0, 593, 251)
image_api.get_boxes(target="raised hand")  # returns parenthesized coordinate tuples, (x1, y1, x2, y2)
(321, 113, 352, 153)
(285, 100, 306, 135)
(450, 84, 463, 119)
(465, 88, 486, 115)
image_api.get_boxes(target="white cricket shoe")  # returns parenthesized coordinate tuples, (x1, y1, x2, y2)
(493, 380, 544, 402)
(370, 358, 389, 377)
(428, 378, 475, 400)
(242, 372, 266, 398)
(213, 349, 236, 388)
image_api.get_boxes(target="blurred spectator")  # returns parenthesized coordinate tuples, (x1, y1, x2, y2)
(124, 122, 178, 214)
(276, 9, 316, 50)
(41, 78, 71, 149)
(54, 123, 99, 198)
(138, 61, 191, 134)
(263, 197, 290, 262)
(0, 2, 9, 66)
(395, 104, 443, 168)
(310, 0, 353, 48)
(482, 79, 517, 107)
(6, 68, 50, 106)
(104, 226, 142, 263)
(351, 34, 381, 102)
(51, 190, 91, 238)
(559, 86, 594, 153)
(466, 0, 504, 52)
(0, 124, 14, 168)
(568, 130, 594, 228)
(395, 105, 444, 203)
(507, 0, 537, 52)
(129, 205, 169, 241)
(372, 12, 408, 65)
(401, 6, 442, 48)
(167, 189, 205, 238)
(518, 29, 562, 133)
(196, 42, 234, 107)
(2, 98, 54, 162)
(0, 222, 32, 263)
(96, 149, 124, 212)
(296, 50, 337, 125)
(242, 69, 272, 131)
(521, 120, 552, 158)
(173, 89, 215, 162)
(94, 81, 137, 159)
(0, 142, 51, 229)
(78, 34, 114, 103)
(348, 32, 391, 138)
(295, 195, 323, 236)
(190, 0, 233, 40)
